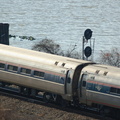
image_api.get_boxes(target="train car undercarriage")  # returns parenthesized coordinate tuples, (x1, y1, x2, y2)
(0, 81, 120, 119)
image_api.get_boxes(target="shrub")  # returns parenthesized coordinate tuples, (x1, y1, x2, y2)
(99, 48, 120, 67)
(32, 39, 81, 59)
(32, 39, 64, 55)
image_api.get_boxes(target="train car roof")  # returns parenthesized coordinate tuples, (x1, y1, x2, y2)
(82, 63, 120, 78)
(0, 44, 93, 70)
(81, 64, 120, 86)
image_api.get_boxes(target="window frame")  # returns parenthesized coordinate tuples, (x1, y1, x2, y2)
(7, 65, 18, 72)
(0, 63, 5, 70)
(33, 70, 45, 78)
(20, 67, 31, 75)
(110, 87, 120, 96)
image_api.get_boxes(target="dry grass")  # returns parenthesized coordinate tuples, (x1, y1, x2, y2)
(0, 95, 111, 120)
(0, 107, 17, 120)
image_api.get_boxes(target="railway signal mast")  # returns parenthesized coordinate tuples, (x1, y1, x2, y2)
(82, 29, 95, 61)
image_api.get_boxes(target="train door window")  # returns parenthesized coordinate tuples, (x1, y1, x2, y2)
(34, 70, 45, 78)
(67, 77, 71, 83)
(81, 74, 87, 87)
(8, 65, 18, 72)
(82, 81, 86, 87)
(20, 68, 31, 75)
(66, 71, 71, 83)
(0, 63, 5, 69)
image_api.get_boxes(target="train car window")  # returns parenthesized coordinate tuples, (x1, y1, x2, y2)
(8, 65, 18, 72)
(61, 77, 64, 84)
(21, 68, 31, 75)
(87, 82, 93, 90)
(34, 71, 45, 78)
(117, 89, 120, 94)
(117, 88, 120, 94)
(0, 63, 5, 69)
(110, 87, 120, 95)
(110, 87, 117, 93)
(82, 81, 86, 87)
(54, 75, 57, 82)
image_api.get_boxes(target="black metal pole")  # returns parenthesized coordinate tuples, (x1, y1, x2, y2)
(0, 23, 9, 45)
(82, 36, 85, 60)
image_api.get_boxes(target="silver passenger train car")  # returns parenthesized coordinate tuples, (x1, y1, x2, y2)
(0, 44, 93, 102)
(78, 64, 120, 115)
(0, 44, 120, 117)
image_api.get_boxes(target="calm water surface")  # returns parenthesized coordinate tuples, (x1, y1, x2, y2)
(0, 0, 120, 60)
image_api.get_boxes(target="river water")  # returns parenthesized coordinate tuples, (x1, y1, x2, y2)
(0, 0, 120, 60)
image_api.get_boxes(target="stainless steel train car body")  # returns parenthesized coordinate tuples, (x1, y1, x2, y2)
(78, 64, 120, 109)
(0, 44, 92, 101)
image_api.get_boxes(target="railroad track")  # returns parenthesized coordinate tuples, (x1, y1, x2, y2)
(0, 86, 114, 120)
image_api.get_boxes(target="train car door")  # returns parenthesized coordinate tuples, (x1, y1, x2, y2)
(79, 73, 87, 104)
(65, 70, 73, 95)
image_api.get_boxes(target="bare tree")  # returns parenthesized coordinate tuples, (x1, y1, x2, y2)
(99, 48, 120, 67)
(32, 39, 81, 59)
(64, 50, 81, 59)
(32, 39, 64, 55)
